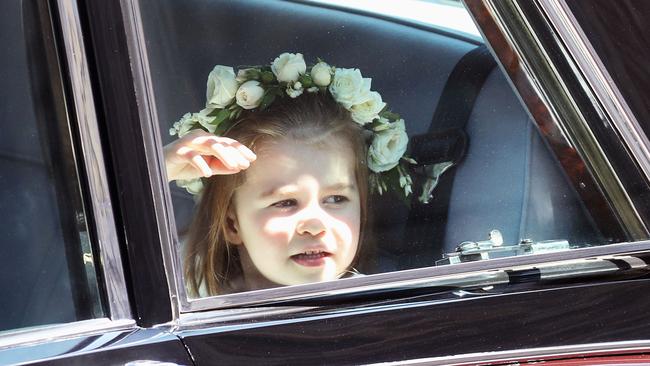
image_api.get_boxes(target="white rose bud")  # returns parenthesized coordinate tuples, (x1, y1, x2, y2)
(271, 52, 307, 83)
(310, 62, 332, 86)
(236, 80, 265, 109)
(367, 119, 408, 172)
(350, 91, 386, 125)
(329, 68, 371, 109)
(206, 65, 239, 108)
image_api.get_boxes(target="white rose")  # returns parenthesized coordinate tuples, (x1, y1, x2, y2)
(367, 119, 408, 172)
(175, 113, 195, 137)
(196, 108, 217, 132)
(206, 65, 239, 108)
(349, 91, 386, 125)
(310, 62, 332, 86)
(174, 110, 217, 137)
(271, 52, 307, 82)
(329, 68, 371, 109)
(236, 80, 265, 109)
(176, 178, 204, 195)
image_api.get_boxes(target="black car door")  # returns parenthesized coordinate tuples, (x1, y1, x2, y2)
(0, 0, 191, 364)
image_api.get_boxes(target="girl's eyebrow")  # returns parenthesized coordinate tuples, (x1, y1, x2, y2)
(324, 183, 356, 192)
(259, 184, 299, 198)
(259, 182, 356, 198)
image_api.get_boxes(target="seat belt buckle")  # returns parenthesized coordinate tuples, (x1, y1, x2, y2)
(410, 129, 467, 204)
(419, 161, 456, 204)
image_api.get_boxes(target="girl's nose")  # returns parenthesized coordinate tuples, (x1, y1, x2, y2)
(296, 216, 326, 237)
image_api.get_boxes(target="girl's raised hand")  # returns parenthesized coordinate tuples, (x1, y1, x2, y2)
(164, 129, 257, 182)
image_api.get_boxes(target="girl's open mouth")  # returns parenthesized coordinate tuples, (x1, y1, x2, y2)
(290, 250, 331, 267)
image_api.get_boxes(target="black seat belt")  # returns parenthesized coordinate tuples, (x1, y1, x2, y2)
(403, 44, 497, 268)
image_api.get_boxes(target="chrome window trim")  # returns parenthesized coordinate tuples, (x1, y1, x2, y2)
(119, 0, 183, 321)
(181, 240, 650, 312)
(56, 0, 132, 321)
(0, 318, 135, 351)
(363, 340, 650, 365)
(538, 0, 650, 189)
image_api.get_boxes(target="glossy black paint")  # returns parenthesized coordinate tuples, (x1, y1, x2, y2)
(1, 329, 192, 365)
(180, 277, 650, 365)
(567, 0, 650, 138)
(73, 0, 172, 326)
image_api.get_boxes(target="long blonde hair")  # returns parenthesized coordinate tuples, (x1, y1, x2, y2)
(184, 93, 369, 297)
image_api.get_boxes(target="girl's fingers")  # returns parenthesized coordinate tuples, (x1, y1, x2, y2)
(235, 144, 257, 161)
(224, 145, 251, 168)
(191, 155, 213, 177)
(192, 135, 257, 162)
(211, 143, 242, 170)
(169, 132, 255, 178)
(178, 147, 212, 177)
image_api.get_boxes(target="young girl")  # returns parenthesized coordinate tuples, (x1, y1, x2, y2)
(165, 53, 412, 297)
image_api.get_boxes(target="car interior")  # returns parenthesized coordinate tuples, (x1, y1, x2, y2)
(0, 0, 606, 332)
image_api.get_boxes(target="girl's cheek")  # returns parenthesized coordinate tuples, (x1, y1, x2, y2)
(261, 215, 297, 239)
(331, 211, 360, 243)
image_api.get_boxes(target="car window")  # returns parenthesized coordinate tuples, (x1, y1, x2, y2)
(0, 0, 104, 332)
(135, 0, 645, 301)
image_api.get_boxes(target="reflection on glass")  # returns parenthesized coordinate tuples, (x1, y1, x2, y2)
(0, 0, 104, 332)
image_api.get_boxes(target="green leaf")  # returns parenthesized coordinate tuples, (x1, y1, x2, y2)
(379, 110, 400, 121)
(259, 91, 277, 111)
(261, 71, 275, 84)
(299, 74, 313, 88)
(213, 108, 231, 126)
(248, 69, 261, 80)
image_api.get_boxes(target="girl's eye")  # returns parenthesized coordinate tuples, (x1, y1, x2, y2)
(270, 199, 297, 209)
(324, 195, 348, 204)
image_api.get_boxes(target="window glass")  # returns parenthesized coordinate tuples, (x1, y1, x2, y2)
(0, 0, 104, 332)
(565, 0, 650, 139)
(140, 0, 626, 299)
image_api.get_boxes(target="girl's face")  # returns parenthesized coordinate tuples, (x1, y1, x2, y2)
(228, 138, 361, 288)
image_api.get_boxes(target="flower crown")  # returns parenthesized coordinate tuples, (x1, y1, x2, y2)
(170, 52, 415, 198)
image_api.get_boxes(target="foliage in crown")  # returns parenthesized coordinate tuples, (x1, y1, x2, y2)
(170, 52, 415, 199)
